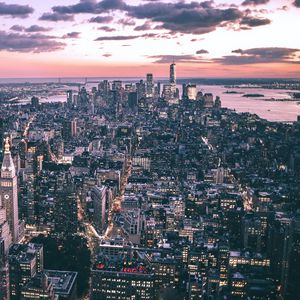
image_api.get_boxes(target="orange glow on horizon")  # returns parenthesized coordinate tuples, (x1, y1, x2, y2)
(1, 57, 299, 78)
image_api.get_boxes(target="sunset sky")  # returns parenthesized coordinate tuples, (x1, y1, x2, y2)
(0, 0, 299, 78)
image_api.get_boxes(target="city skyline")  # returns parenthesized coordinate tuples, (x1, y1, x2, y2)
(0, 0, 300, 78)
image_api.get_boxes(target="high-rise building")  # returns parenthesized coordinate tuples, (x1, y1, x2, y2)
(170, 63, 176, 85)
(0, 239, 10, 300)
(0, 138, 19, 242)
(71, 119, 77, 137)
(98, 80, 110, 97)
(146, 73, 154, 98)
(31, 97, 40, 110)
(0, 203, 11, 300)
(203, 93, 214, 108)
(45, 270, 78, 300)
(112, 80, 122, 91)
(214, 96, 222, 108)
(268, 214, 293, 296)
(182, 83, 187, 99)
(19, 139, 28, 169)
(91, 259, 155, 300)
(136, 80, 146, 101)
(67, 90, 73, 108)
(0, 203, 12, 253)
(0, 118, 4, 152)
(162, 84, 177, 103)
(9, 243, 44, 299)
(21, 273, 55, 300)
(186, 84, 197, 100)
(62, 119, 77, 141)
(54, 187, 78, 234)
(157, 82, 161, 97)
(90, 185, 107, 233)
(128, 92, 138, 110)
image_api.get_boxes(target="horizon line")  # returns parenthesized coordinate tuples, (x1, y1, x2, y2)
(1, 76, 300, 80)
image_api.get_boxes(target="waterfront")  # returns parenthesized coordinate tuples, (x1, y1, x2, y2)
(200, 85, 300, 122)
(46, 83, 300, 122)
(2, 78, 300, 122)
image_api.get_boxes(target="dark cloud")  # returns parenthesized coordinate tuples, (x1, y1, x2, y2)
(95, 35, 139, 41)
(89, 15, 113, 23)
(148, 54, 208, 64)
(0, 2, 33, 18)
(294, 0, 300, 8)
(41, 0, 271, 34)
(240, 16, 271, 27)
(196, 49, 209, 54)
(52, 0, 127, 15)
(62, 32, 81, 38)
(125, 1, 263, 34)
(10, 25, 52, 32)
(98, 26, 116, 32)
(242, 0, 270, 5)
(10, 25, 24, 32)
(278, 5, 288, 11)
(25, 25, 52, 32)
(134, 21, 152, 31)
(215, 47, 300, 65)
(95, 33, 158, 41)
(39, 12, 74, 22)
(0, 30, 65, 53)
(118, 18, 136, 26)
(149, 48, 300, 66)
(191, 38, 204, 42)
(103, 53, 112, 57)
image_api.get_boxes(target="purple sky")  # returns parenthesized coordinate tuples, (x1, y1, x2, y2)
(0, 0, 300, 78)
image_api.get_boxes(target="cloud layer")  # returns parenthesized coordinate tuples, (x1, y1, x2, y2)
(0, 2, 33, 18)
(40, 0, 271, 34)
(215, 47, 300, 65)
(0, 31, 65, 52)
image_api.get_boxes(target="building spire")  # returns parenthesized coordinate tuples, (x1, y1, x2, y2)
(4, 137, 10, 154)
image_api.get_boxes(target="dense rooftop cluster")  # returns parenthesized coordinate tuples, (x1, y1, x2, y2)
(0, 68, 299, 300)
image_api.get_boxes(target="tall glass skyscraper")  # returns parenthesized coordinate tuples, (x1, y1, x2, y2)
(170, 63, 176, 85)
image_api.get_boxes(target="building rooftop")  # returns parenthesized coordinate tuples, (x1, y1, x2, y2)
(45, 270, 77, 296)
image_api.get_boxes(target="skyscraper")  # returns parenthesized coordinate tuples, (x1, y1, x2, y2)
(0, 118, 4, 152)
(0, 138, 19, 242)
(170, 62, 176, 85)
(90, 185, 107, 233)
(0, 199, 12, 253)
(9, 243, 44, 299)
(146, 73, 154, 98)
(0, 203, 12, 300)
(67, 90, 73, 108)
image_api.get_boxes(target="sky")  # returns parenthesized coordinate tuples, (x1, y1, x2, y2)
(0, 0, 299, 78)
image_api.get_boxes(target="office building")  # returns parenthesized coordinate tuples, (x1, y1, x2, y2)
(45, 270, 78, 300)
(146, 73, 154, 98)
(128, 92, 138, 110)
(31, 97, 40, 110)
(0, 137, 19, 242)
(21, 273, 55, 300)
(67, 90, 73, 108)
(170, 63, 176, 85)
(9, 243, 44, 299)
(0, 239, 10, 299)
(91, 259, 155, 300)
(90, 185, 107, 233)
